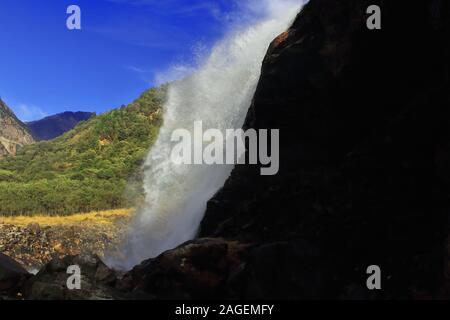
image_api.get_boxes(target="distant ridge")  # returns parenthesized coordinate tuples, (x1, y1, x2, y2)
(27, 111, 95, 141)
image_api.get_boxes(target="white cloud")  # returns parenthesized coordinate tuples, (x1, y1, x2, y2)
(106, 0, 225, 19)
(125, 65, 155, 85)
(14, 103, 47, 122)
(154, 65, 196, 86)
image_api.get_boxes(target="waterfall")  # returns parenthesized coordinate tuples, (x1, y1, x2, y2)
(108, 0, 303, 270)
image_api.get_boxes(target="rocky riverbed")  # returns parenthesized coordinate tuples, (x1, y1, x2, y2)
(0, 209, 132, 271)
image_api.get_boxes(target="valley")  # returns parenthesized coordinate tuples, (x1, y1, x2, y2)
(0, 86, 166, 216)
(0, 87, 166, 271)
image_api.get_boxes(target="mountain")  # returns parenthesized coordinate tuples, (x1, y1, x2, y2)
(27, 111, 95, 141)
(0, 87, 165, 216)
(0, 99, 34, 158)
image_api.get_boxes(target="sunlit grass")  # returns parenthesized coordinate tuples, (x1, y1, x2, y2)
(0, 208, 134, 227)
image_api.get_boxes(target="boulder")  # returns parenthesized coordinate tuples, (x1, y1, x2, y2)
(0, 252, 29, 295)
(23, 255, 121, 300)
(120, 238, 251, 299)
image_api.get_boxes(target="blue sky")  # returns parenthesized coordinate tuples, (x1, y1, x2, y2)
(0, 0, 265, 121)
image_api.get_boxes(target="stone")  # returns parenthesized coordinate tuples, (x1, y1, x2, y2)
(0, 253, 29, 294)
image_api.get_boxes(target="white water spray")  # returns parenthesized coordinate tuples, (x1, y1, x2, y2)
(108, 0, 303, 270)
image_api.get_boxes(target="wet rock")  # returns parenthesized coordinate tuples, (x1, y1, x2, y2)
(0, 253, 29, 295)
(121, 238, 251, 299)
(23, 255, 121, 300)
(114, 240, 339, 299)
(95, 261, 117, 285)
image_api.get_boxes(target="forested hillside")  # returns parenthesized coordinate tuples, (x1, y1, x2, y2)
(0, 87, 166, 216)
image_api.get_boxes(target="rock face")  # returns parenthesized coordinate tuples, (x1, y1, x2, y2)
(26, 111, 94, 141)
(199, 0, 450, 298)
(0, 99, 34, 157)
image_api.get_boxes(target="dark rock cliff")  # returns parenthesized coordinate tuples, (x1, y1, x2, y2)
(198, 0, 450, 298)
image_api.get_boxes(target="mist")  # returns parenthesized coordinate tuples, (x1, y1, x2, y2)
(107, 0, 303, 270)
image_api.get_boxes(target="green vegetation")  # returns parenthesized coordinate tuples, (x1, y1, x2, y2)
(0, 87, 166, 216)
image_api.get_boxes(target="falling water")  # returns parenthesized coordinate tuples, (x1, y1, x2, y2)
(108, 0, 303, 270)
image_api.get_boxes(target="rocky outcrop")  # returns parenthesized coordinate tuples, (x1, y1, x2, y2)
(120, 238, 251, 299)
(23, 255, 120, 300)
(0, 99, 34, 157)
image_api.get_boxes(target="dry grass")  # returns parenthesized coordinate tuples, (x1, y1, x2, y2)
(0, 208, 134, 227)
